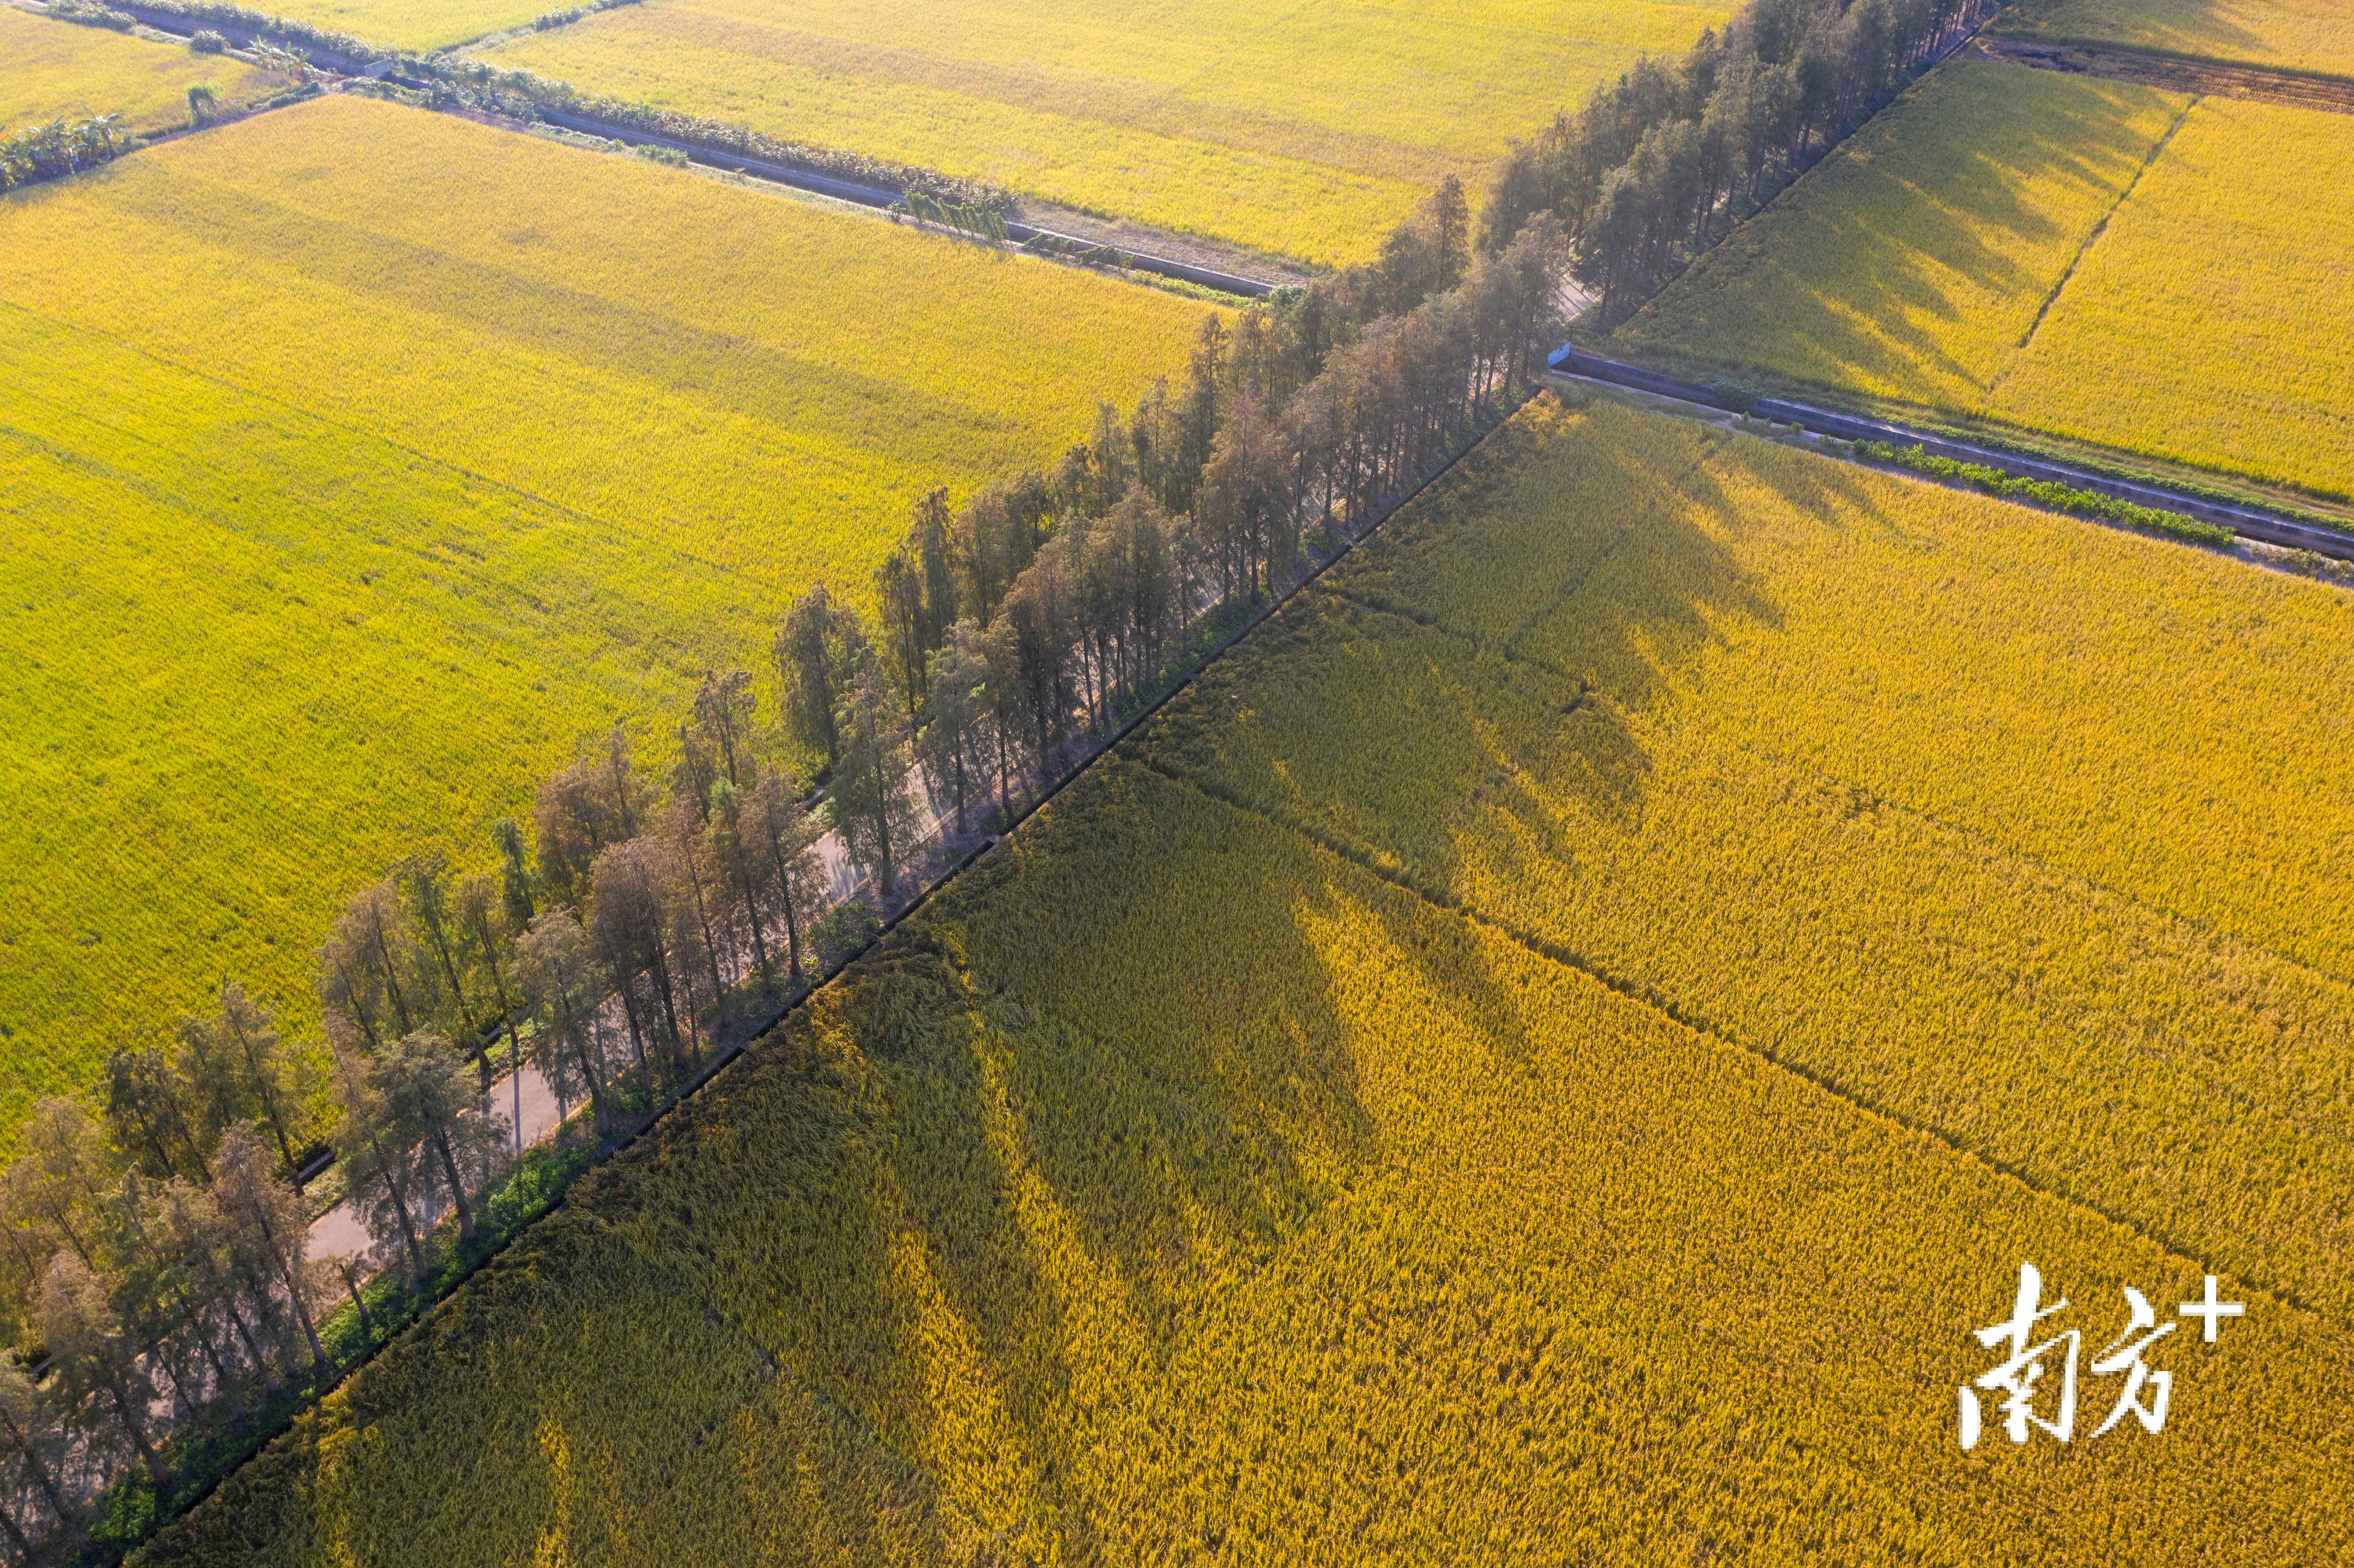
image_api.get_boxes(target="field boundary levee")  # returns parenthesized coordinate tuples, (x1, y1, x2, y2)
(1548, 345, 2354, 562)
(522, 109, 1278, 298)
(82, 0, 1280, 299)
(1138, 759, 2321, 1328)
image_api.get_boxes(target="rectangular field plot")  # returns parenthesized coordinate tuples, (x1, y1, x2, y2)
(1612, 57, 2354, 500)
(1997, 0, 2354, 78)
(141, 401, 2354, 1568)
(0, 90, 1208, 1136)
(1, 6, 287, 133)
(1143, 394, 2354, 1332)
(473, 0, 1731, 265)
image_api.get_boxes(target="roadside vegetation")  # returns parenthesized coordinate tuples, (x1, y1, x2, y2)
(129, 398, 2354, 1568)
(1613, 56, 2354, 500)
(1478, 0, 2004, 321)
(0, 90, 1210, 1144)
(1848, 439, 2233, 542)
(0, 6, 283, 135)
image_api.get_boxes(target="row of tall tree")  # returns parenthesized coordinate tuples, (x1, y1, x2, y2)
(0, 184, 1571, 1559)
(788, 187, 1572, 834)
(0, 686, 847, 1552)
(1479, 0, 2004, 318)
(0, 1087, 347, 1555)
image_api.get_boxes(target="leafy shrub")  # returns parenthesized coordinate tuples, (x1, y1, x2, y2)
(1853, 439, 2236, 545)
(190, 28, 228, 51)
(47, 0, 138, 28)
(810, 897, 882, 970)
(0, 115, 134, 192)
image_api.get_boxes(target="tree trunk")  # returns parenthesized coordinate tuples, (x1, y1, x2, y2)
(329, 954, 383, 1052)
(220, 1289, 268, 1379)
(278, 1254, 327, 1376)
(226, 1008, 300, 1170)
(571, 1029, 613, 1139)
(105, 1373, 169, 1490)
(0, 1403, 75, 1540)
(426, 1120, 476, 1245)
(367, 1129, 428, 1289)
(648, 951, 693, 1074)
(0, 1491, 37, 1563)
(763, 829, 804, 983)
(682, 850, 729, 1006)
(617, 980, 654, 1097)
(339, 1263, 375, 1340)
(477, 938, 526, 1158)
(370, 922, 414, 1036)
(175, 1285, 236, 1400)
(736, 864, 773, 990)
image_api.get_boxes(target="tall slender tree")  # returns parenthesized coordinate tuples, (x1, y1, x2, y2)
(212, 1125, 329, 1380)
(39, 1254, 168, 1489)
(829, 665, 921, 903)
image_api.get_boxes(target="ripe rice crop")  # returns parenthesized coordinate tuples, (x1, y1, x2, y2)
(0, 91, 1208, 1136)
(1996, 0, 2354, 78)
(1614, 57, 2354, 500)
(139, 727, 2354, 1564)
(1142, 394, 2354, 1332)
(473, 0, 1732, 265)
(234, 0, 543, 51)
(1, 6, 284, 134)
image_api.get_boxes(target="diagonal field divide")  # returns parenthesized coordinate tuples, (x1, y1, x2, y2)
(2007, 89, 2200, 358)
(1134, 740, 2320, 1328)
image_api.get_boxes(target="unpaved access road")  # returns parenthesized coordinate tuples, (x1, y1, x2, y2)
(1977, 37, 2354, 115)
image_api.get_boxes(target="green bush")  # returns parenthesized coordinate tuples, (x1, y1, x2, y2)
(1854, 440, 2235, 546)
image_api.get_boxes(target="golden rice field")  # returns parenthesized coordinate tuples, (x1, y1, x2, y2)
(474, 0, 1730, 265)
(1, 6, 285, 134)
(0, 90, 1208, 1138)
(1613, 57, 2354, 500)
(1146, 392, 2354, 1328)
(139, 400, 2354, 1567)
(1996, 0, 2354, 78)
(246, 0, 541, 51)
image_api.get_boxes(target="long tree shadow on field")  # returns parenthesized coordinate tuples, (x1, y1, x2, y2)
(2001, 0, 2271, 61)
(676, 405, 1827, 1553)
(719, 751, 1627, 1559)
(1615, 69, 2184, 405)
(1128, 404, 1781, 924)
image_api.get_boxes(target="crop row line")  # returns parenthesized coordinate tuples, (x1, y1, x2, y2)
(1135, 756, 2320, 1331)
(2008, 92, 2199, 358)
(1311, 557, 2353, 1002)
